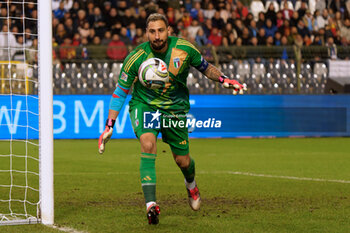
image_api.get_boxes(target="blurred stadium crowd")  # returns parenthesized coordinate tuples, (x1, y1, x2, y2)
(52, 0, 350, 61)
(1, 0, 349, 60)
(0, 0, 349, 95)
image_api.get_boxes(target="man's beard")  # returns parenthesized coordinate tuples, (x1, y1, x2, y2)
(150, 39, 167, 51)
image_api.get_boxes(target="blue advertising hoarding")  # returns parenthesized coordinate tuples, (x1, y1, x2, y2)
(0, 95, 349, 139)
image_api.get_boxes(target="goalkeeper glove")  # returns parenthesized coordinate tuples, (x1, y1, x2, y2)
(98, 118, 115, 154)
(219, 75, 247, 95)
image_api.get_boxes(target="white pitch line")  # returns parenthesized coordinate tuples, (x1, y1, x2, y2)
(49, 225, 88, 233)
(54, 171, 350, 184)
(225, 171, 350, 184)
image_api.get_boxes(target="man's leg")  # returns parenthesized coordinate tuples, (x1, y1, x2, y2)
(139, 133, 160, 224)
(161, 113, 201, 211)
(129, 103, 160, 224)
(173, 153, 193, 182)
(173, 152, 201, 211)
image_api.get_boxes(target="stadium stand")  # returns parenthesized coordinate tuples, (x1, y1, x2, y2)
(1, 0, 350, 94)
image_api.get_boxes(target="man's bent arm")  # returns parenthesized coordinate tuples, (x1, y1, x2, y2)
(107, 82, 130, 121)
(98, 83, 129, 154)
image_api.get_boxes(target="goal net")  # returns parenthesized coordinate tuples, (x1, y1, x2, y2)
(0, 0, 53, 225)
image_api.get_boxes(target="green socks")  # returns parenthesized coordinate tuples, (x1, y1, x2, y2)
(140, 152, 157, 203)
(140, 154, 195, 203)
(181, 157, 195, 183)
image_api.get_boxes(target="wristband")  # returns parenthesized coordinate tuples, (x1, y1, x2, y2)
(218, 75, 227, 83)
(105, 118, 116, 129)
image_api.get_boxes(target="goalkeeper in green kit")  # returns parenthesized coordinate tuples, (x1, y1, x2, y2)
(98, 13, 246, 225)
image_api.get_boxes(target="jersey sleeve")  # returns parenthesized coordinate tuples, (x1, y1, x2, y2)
(177, 38, 209, 72)
(109, 48, 146, 112)
(118, 48, 146, 88)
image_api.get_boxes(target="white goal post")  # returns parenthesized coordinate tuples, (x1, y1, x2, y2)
(38, 0, 54, 225)
(0, 0, 53, 225)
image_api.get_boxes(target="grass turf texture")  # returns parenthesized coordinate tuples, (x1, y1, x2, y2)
(1, 138, 350, 233)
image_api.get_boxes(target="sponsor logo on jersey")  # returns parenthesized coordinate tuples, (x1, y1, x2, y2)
(173, 57, 180, 69)
(121, 71, 128, 81)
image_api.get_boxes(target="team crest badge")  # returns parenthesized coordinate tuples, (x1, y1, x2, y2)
(173, 58, 180, 69)
(121, 71, 128, 81)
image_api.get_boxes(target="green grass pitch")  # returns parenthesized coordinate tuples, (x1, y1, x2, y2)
(1, 138, 350, 233)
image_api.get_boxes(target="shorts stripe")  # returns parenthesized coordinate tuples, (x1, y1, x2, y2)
(141, 154, 156, 159)
(141, 183, 156, 186)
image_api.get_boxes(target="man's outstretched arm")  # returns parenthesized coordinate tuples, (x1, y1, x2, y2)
(203, 63, 247, 94)
(183, 37, 246, 94)
(202, 63, 223, 82)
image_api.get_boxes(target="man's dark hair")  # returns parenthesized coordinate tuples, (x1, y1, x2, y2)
(146, 13, 169, 28)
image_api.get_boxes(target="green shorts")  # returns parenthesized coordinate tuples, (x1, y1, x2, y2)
(129, 102, 189, 156)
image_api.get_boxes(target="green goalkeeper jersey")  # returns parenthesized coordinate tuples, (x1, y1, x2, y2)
(117, 36, 205, 113)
